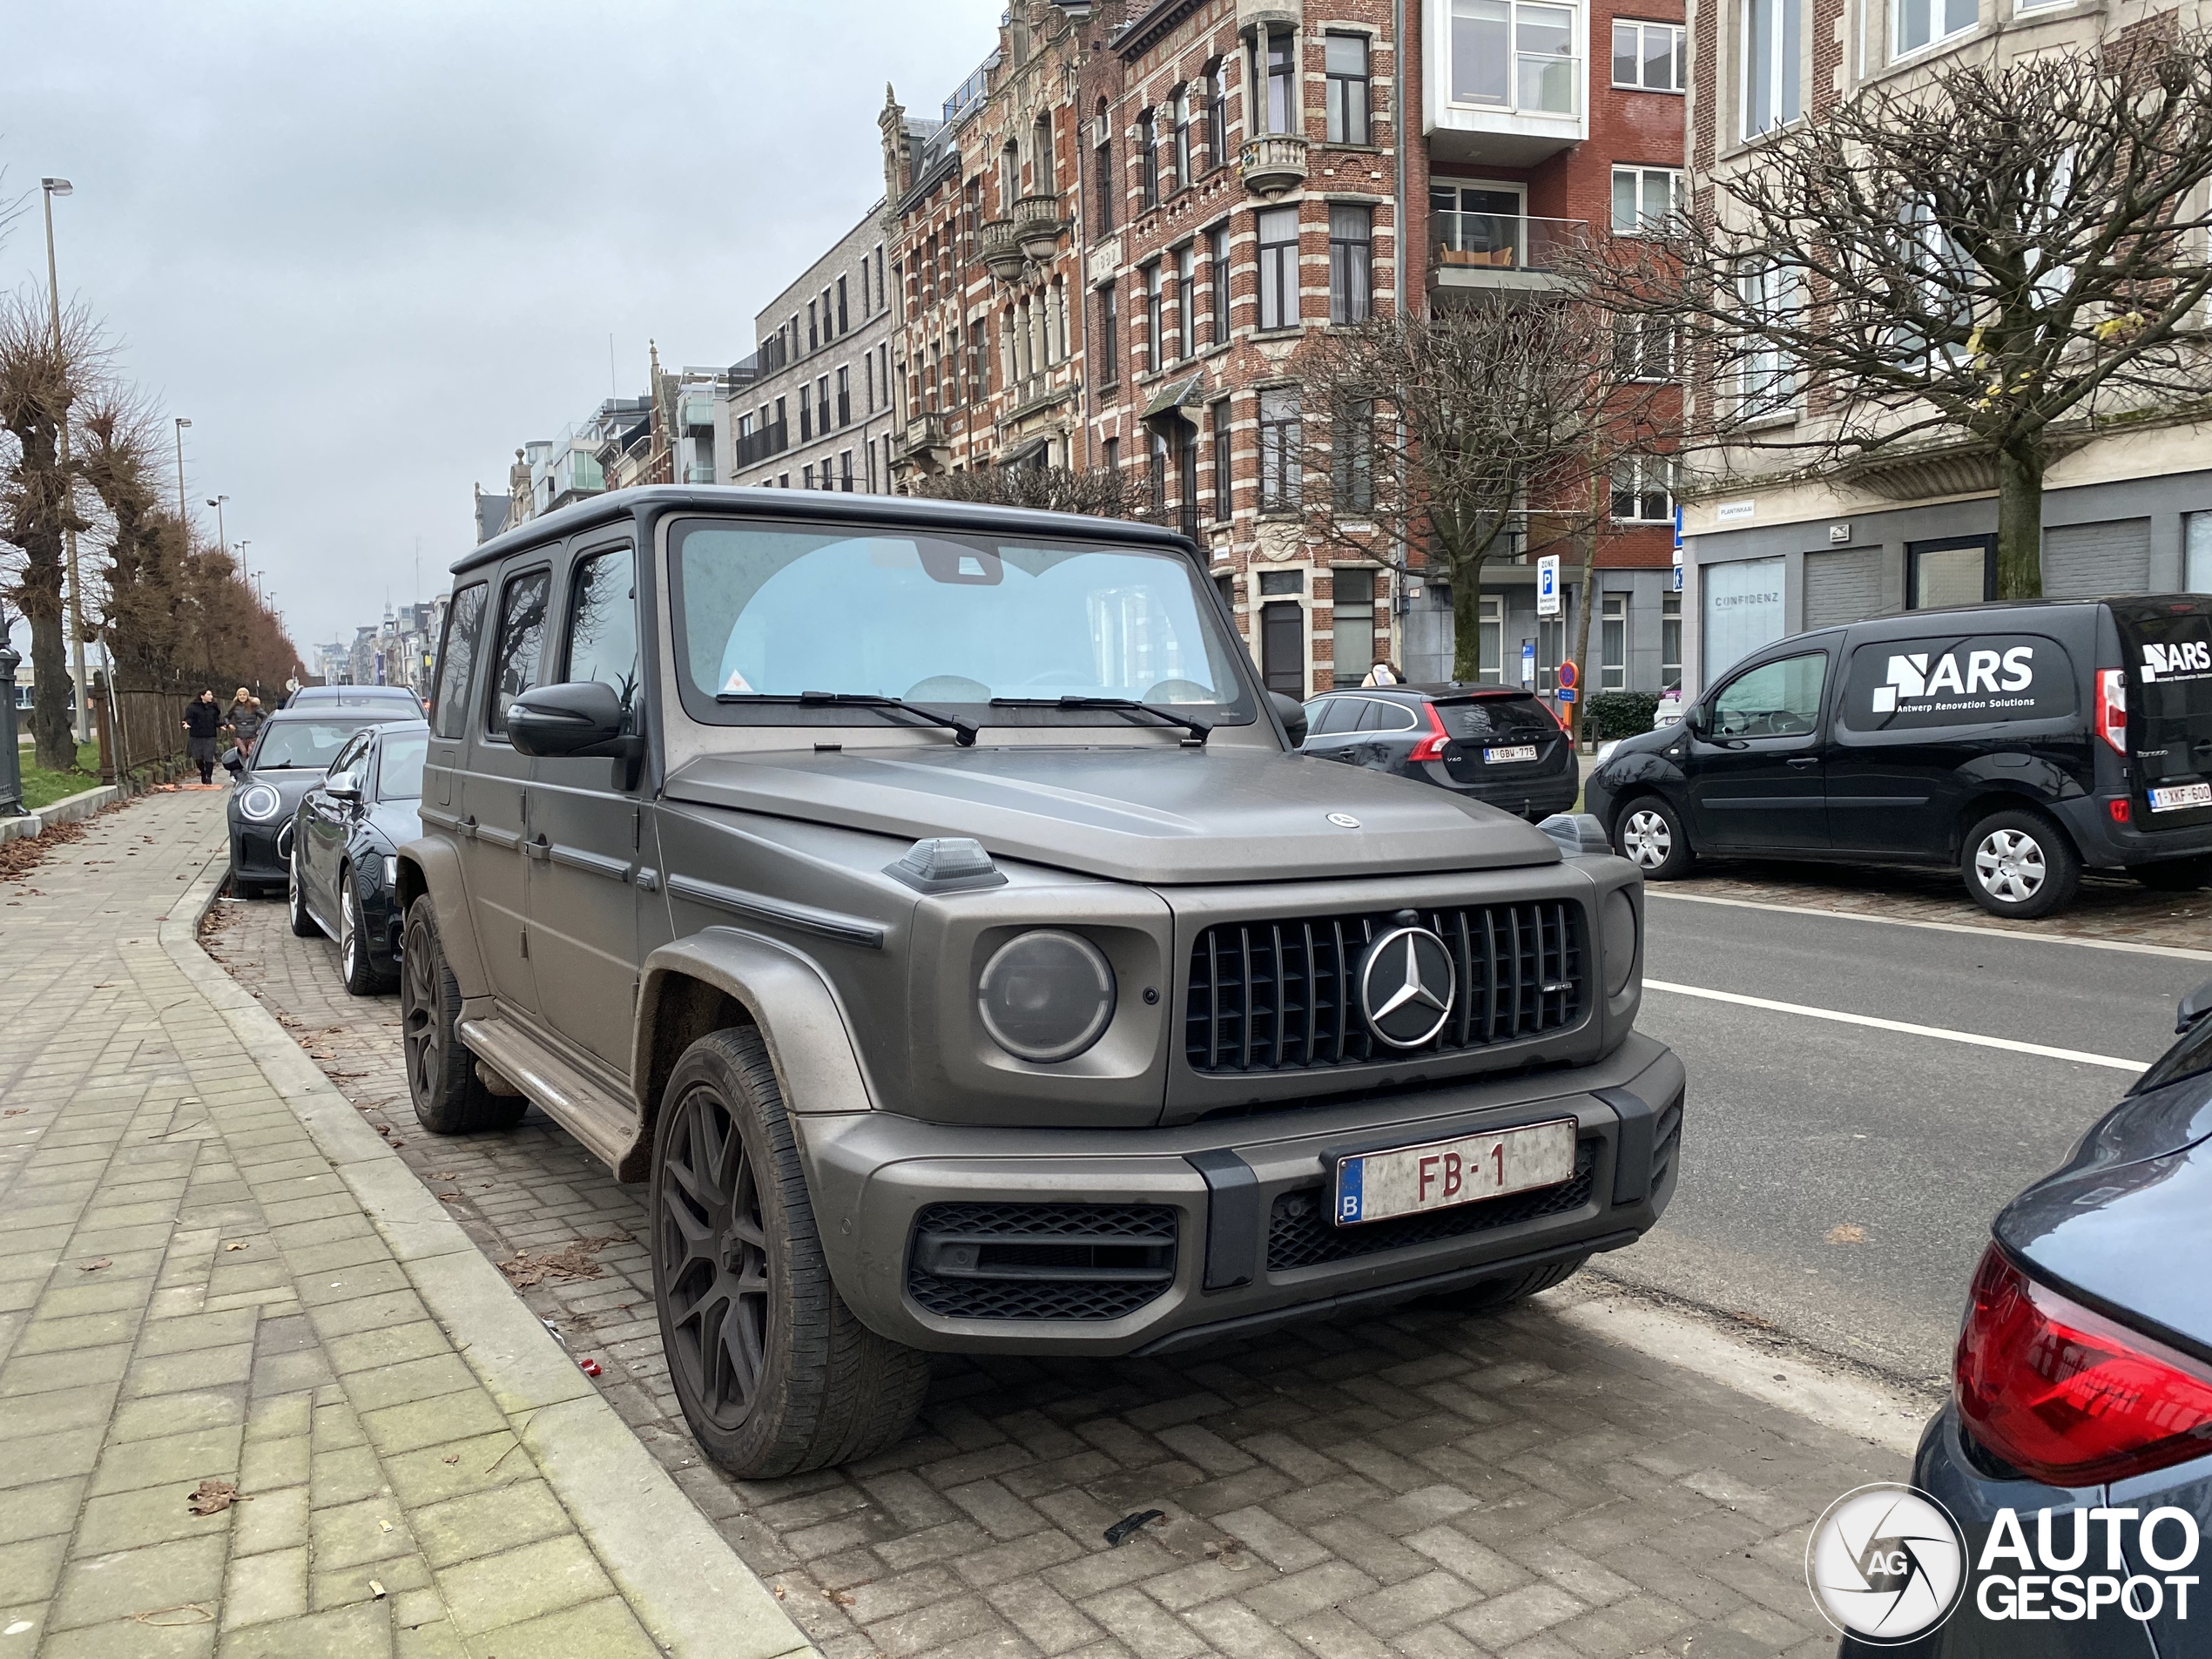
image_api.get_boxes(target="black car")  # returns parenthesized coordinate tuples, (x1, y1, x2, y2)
(285, 685, 424, 713)
(1586, 596, 2212, 918)
(287, 720, 427, 994)
(1300, 684, 1579, 821)
(1839, 976, 2212, 1657)
(225, 707, 421, 894)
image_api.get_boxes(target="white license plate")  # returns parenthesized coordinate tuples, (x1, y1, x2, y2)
(1484, 745, 1540, 765)
(2150, 783, 2212, 813)
(1332, 1118, 1578, 1227)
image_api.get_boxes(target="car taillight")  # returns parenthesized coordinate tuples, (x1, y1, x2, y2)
(2095, 668, 2129, 756)
(1955, 1244, 2212, 1484)
(1408, 703, 1452, 763)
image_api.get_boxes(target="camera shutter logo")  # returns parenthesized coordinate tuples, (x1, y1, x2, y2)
(1359, 927, 1457, 1049)
(1805, 1484, 1968, 1644)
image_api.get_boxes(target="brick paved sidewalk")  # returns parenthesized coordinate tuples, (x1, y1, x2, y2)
(0, 792, 810, 1659)
(204, 828, 1933, 1659)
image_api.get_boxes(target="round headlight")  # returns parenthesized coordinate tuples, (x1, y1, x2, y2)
(1602, 889, 1639, 997)
(238, 785, 282, 823)
(978, 929, 1116, 1064)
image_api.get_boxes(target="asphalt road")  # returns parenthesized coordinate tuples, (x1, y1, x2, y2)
(1609, 889, 2205, 1386)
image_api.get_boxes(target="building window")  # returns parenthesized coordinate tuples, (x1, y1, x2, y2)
(803, 463, 815, 489)
(1332, 398, 1374, 512)
(2188, 511, 2212, 593)
(1737, 264, 1797, 417)
(1611, 166, 1683, 235)
(1661, 590, 1682, 688)
(1332, 568, 1377, 688)
(1150, 430, 1170, 516)
(840, 450, 854, 491)
(1743, 0, 1803, 138)
(865, 353, 875, 414)
(1451, 1, 1577, 115)
(1325, 34, 1372, 144)
(1173, 87, 1193, 191)
(1176, 246, 1196, 362)
(818, 375, 831, 432)
(1208, 59, 1231, 169)
(836, 367, 851, 428)
(1138, 111, 1159, 206)
(1612, 20, 1685, 89)
(1094, 108, 1115, 235)
(1258, 207, 1299, 330)
(1600, 592, 1629, 690)
(1328, 205, 1373, 325)
(807, 301, 819, 351)
(1142, 264, 1163, 373)
(970, 319, 988, 401)
(1103, 435, 1120, 471)
(1258, 387, 1303, 510)
(1211, 400, 1233, 520)
(1910, 537, 1997, 608)
(1258, 28, 1298, 134)
(1033, 111, 1055, 195)
(1611, 455, 1677, 522)
(1210, 225, 1231, 346)
(799, 398, 813, 442)
(837, 276, 849, 334)
(1897, 0, 1977, 57)
(1612, 313, 1677, 381)
(1099, 281, 1119, 383)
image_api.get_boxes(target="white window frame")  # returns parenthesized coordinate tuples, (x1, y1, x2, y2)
(1736, 263, 1797, 421)
(1610, 19, 1685, 91)
(1600, 591, 1629, 689)
(1610, 165, 1683, 235)
(1661, 590, 1683, 689)
(1447, 0, 1584, 118)
(1739, 0, 1801, 140)
(1610, 455, 1678, 523)
(1894, 0, 1978, 59)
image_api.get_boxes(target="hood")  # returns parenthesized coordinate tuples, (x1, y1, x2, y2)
(664, 745, 1563, 885)
(240, 765, 327, 805)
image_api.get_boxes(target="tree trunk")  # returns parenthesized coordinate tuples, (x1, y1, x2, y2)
(1449, 555, 1487, 682)
(1995, 445, 2046, 601)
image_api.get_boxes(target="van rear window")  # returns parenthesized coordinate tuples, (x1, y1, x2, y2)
(1840, 633, 2074, 732)
(2123, 610, 2212, 787)
(1439, 698, 1554, 742)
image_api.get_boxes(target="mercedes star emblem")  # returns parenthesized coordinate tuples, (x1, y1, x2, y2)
(1359, 926, 1458, 1049)
(1327, 813, 1361, 828)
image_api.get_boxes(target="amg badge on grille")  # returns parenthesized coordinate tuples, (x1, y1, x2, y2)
(1359, 926, 1458, 1049)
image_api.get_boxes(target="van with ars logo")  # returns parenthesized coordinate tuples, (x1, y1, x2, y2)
(1584, 597, 2212, 917)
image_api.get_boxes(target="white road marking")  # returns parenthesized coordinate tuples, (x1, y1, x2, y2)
(1648, 888, 2212, 963)
(1644, 979, 2150, 1074)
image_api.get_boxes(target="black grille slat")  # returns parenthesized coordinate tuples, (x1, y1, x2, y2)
(1187, 900, 1588, 1076)
(907, 1202, 1177, 1322)
(1266, 1140, 1599, 1271)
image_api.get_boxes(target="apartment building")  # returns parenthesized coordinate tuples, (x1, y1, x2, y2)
(1676, 0, 2212, 695)
(720, 206, 901, 493)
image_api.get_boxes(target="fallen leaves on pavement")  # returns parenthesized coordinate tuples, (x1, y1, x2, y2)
(185, 1480, 238, 1515)
(496, 1233, 631, 1289)
(79, 1258, 111, 1272)
(1824, 1224, 1868, 1244)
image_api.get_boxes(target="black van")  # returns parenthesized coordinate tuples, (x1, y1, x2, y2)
(1583, 596, 2212, 918)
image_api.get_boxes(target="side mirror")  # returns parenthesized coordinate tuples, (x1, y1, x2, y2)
(2178, 976, 2212, 1035)
(1683, 704, 1707, 737)
(323, 779, 360, 803)
(508, 680, 631, 759)
(1270, 691, 1309, 747)
(221, 747, 245, 773)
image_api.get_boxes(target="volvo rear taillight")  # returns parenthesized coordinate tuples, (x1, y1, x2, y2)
(1955, 1244, 2212, 1484)
(1408, 702, 1452, 763)
(2095, 669, 2129, 756)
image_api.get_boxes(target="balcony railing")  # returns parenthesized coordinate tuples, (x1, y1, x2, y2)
(1433, 212, 1584, 275)
(680, 395, 715, 429)
(1450, 54, 1583, 118)
(685, 463, 716, 485)
(1240, 133, 1309, 196)
(979, 219, 1026, 280)
(899, 415, 948, 460)
(734, 420, 788, 469)
(1014, 194, 1065, 260)
(729, 335, 788, 385)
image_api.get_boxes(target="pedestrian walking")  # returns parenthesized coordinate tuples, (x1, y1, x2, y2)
(229, 694, 266, 753)
(183, 690, 222, 786)
(1361, 657, 1403, 687)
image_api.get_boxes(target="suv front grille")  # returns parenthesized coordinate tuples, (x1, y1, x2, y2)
(1186, 900, 1586, 1075)
(1267, 1138, 1599, 1271)
(906, 1202, 1177, 1321)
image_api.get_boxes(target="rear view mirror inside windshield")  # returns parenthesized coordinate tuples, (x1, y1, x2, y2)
(917, 540, 1003, 586)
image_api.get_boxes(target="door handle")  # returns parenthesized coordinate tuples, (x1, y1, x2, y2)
(1787, 758, 1819, 768)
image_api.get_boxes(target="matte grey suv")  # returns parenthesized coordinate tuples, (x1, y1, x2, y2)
(395, 486, 1684, 1478)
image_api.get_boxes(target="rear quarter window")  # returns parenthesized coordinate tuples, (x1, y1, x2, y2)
(1441, 699, 1554, 742)
(1840, 633, 2075, 732)
(2123, 610, 2212, 785)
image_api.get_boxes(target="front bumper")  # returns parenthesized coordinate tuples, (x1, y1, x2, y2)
(799, 1031, 1683, 1354)
(228, 818, 293, 884)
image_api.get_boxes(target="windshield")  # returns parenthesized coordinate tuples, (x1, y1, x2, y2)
(2122, 607, 2212, 787)
(250, 720, 377, 771)
(1440, 698, 1556, 743)
(669, 521, 1253, 726)
(378, 735, 428, 799)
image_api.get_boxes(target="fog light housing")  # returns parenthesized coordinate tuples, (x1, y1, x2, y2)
(978, 929, 1116, 1063)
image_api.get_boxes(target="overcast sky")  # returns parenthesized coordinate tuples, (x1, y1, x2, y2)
(2, 0, 1006, 660)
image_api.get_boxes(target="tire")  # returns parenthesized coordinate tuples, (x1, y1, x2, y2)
(651, 1028, 930, 1479)
(338, 869, 391, 996)
(1423, 1254, 1589, 1314)
(287, 842, 321, 938)
(2129, 857, 2212, 893)
(1962, 808, 2080, 919)
(401, 895, 523, 1134)
(1612, 796, 1696, 880)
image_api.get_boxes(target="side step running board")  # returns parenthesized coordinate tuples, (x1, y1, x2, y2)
(459, 1016, 637, 1172)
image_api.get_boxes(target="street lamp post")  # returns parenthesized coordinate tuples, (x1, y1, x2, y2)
(41, 178, 90, 747)
(174, 418, 191, 521)
(207, 497, 229, 567)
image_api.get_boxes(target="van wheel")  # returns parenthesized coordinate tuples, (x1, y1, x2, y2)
(2128, 857, 2212, 893)
(1962, 809, 2080, 919)
(651, 1028, 929, 1479)
(1424, 1254, 1588, 1314)
(1614, 797, 1695, 880)
(401, 896, 525, 1134)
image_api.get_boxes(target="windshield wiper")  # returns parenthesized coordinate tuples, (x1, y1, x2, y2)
(991, 696, 1213, 745)
(714, 690, 977, 746)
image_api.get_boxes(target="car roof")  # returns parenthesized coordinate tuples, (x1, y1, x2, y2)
(1312, 683, 1536, 703)
(262, 707, 417, 727)
(449, 483, 1197, 579)
(292, 686, 418, 702)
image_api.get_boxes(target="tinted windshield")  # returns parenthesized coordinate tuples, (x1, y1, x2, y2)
(251, 721, 376, 770)
(670, 521, 1253, 724)
(377, 736, 428, 800)
(2122, 608, 2212, 786)
(1440, 698, 1555, 742)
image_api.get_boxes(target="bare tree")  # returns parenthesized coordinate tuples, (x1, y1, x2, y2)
(1296, 306, 1676, 690)
(914, 462, 1169, 523)
(0, 293, 105, 772)
(1568, 32, 2212, 597)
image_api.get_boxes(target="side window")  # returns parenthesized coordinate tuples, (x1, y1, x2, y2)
(1302, 697, 1340, 735)
(487, 569, 552, 738)
(431, 583, 489, 740)
(1711, 651, 1828, 738)
(563, 546, 640, 722)
(327, 734, 369, 794)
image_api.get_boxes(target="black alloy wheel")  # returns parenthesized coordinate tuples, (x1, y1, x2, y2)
(400, 896, 520, 1134)
(658, 1083, 771, 1429)
(339, 871, 388, 996)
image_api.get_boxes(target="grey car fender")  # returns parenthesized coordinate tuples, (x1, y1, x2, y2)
(393, 835, 491, 1000)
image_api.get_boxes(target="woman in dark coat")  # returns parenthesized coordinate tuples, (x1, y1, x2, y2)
(183, 689, 221, 785)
